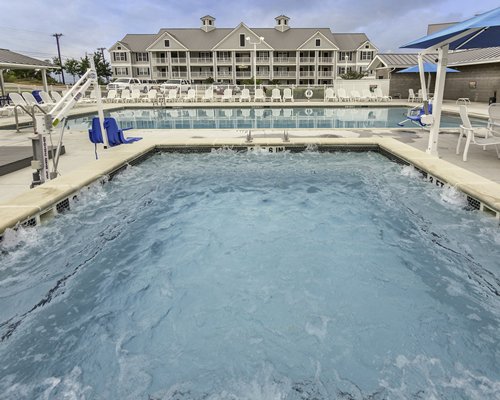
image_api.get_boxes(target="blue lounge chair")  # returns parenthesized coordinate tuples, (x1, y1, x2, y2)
(88, 117, 142, 146)
(398, 103, 433, 127)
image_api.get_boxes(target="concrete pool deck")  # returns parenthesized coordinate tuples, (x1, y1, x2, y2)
(0, 100, 499, 235)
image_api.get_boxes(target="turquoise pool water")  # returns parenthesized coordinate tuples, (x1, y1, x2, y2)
(0, 151, 499, 399)
(66, 106, 486, 130)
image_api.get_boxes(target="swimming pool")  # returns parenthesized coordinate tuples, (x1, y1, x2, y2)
(66, 106, 486, 130)
(1, 151, 499, 399)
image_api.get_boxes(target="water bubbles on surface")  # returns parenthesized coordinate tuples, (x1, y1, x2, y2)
(399, 165, 421, 179)
(439, 185, 468, 207)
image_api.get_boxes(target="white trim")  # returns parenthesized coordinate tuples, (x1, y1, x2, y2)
(297, 31, 339, 50)
(356, 40, 379, 51)
(146, 31, 188, 51)
(211, 22, 273, 50)
(109, 41, 131, 52)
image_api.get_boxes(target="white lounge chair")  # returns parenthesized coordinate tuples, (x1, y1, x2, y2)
(350, 90, 361, 101)
(408, 89, 417, 102)
(117, 89, 131, 103)
(456, 105, 500, 161)
(39, 91, 56, 107)
(488, 103, 500, 133)
(283, 88, 294, 102)
(22, 92, 49, 111)
(183, 88, 196, 102)
(51, 91, 63, 102)
(374, 87, 391, 102)
(166, 89, 178, 102)
(144, 89, 158, 103)
(103, 89, 117, 103)
(239, 88, 251, 102)
(202, 87, 214, 102)
(271, 88, 281, 102)
(361, 89, 376, 102)
(130, 89, 142, 103)
(9, 93, 30, 114)
(254, 88, 266, 102)
(221, 88, 233, 102)
(324, 87, 337, 102)
(337, 88, 350, 102)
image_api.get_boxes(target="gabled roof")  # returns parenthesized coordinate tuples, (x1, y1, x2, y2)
(370, 53, 437, 69)
(0, 48, 54, 69)
(448, 46, 500, 66)
(332, 33, 370, 51)
(115, 34, 158, 52)
(112, 28, 373, 52)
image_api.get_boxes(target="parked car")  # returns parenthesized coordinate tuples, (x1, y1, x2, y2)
(211, 82, 241, 95)
(106, 78, 148, 92)
(159, 79, 192, 94)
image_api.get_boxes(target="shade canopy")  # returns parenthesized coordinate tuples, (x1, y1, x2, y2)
(402, 7, 500, 50)
(397, 62, 459, 74)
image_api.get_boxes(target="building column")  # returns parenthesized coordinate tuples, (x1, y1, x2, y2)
(0, 69, 5, 97)
(42, 69, 48, 92)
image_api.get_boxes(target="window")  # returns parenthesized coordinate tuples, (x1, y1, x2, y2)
(315, 39, 321, 47)
(115, 67, 128, 75)
(135, 53, 149, 62)
(240, 34, 246, 47)
(137, 67, 150, 76)
(113, 52, 127, 62)
(338, 52, 352, 62)
(208, 20, 212, 25)
(360, 51, 373, 61)
(164, 39, 170, 47)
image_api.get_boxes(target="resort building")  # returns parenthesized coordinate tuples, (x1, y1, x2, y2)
(108, 15, 378, 85)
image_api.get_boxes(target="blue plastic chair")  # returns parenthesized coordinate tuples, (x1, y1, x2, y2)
(88, 117, 142, 146)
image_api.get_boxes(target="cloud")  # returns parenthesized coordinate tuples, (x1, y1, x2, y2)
(2, 0, 499, 61)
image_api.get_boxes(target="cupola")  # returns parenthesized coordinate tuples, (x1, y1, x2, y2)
(201, 15, 216, 32)
(275, 15, 290, 32)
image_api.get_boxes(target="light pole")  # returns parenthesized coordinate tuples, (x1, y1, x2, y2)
(246, 36, 264, 93)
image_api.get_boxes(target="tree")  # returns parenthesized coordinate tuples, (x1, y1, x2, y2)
(340, 70, 367, 80)
(77, 55, 90, 77)
(93, 51, 112, 84)
(52, 57, 64, 82)
(64, 58, 79, 82)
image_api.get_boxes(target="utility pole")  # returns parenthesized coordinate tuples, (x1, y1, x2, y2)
(52, 33, 65, 84)
(97, 47, 106, 62)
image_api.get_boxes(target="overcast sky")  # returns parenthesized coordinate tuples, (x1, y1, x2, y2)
(2, 0, 498, 62)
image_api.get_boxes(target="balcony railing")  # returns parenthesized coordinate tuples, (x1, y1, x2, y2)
(191, 71, 213, 78)
(273, 71, 296, 77)
(256, 71, 270, 78)
(236, 71, 251, 78)
(256, 57, 270, 63)
(299, 71, 315, 78)
(171, 71, 188, 78)
(318, 57, 333, 63)
(217, 57, 232, 64)
(299, 57, 315, 63)
(171, 58, 187, 64)
(190, 58, 213, 64)
(317, 71, 334, 77)
(217, 71, 233, 77)
(235, 57, 251, 64)
(153, 72, 169, 78)
(152, 58, 168, 65)
(273, 57, 296, 64)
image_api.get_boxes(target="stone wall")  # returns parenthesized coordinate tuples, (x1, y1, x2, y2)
(387, 62, 500, 102)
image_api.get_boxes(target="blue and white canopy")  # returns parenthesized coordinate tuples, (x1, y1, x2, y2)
(402, 7, 500, 50)
(396, 62, 459, 74)
(399, 7, 500, 157)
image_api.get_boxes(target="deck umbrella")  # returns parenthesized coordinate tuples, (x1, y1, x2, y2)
(397, 62, 459, 93)
(401, 7, 500, 156)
